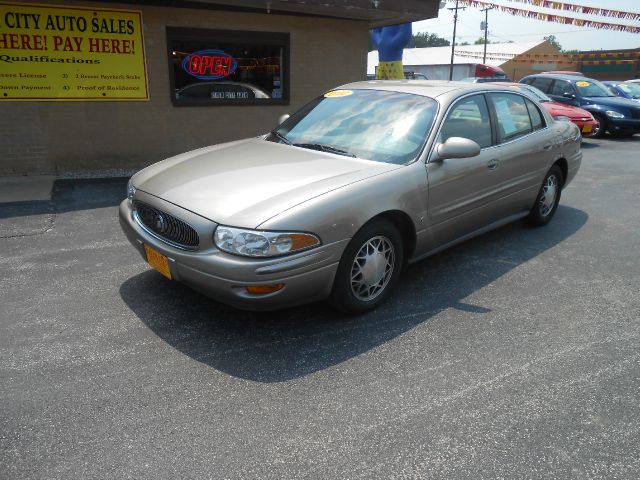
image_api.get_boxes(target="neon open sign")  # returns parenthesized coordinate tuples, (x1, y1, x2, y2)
(181, 49, 238, 80)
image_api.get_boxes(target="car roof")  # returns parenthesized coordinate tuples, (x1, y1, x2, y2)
(337, 80, 520, 99)
(523, 73, 594, 82)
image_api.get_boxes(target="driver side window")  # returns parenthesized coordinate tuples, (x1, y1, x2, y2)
(440, 94, 493, 149)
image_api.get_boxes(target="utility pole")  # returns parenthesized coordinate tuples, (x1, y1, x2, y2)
(448, 0, 465, 80)
(480, 7, 492, 64)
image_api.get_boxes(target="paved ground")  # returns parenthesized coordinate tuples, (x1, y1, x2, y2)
(1, 136, 639, 479)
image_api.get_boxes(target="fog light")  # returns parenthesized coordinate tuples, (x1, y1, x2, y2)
(245, 284, 285, 295)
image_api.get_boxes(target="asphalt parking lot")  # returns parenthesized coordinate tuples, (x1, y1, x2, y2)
(2, 135, 639, 479)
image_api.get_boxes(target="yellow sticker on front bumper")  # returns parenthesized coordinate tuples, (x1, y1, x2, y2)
(144, 244, 172, 280)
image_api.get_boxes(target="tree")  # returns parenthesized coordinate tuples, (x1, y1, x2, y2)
(474, 37, 492, 45)
(407, 32, 450, 48)
(544, 35, 562, 52)
(369, 31, 450, 51)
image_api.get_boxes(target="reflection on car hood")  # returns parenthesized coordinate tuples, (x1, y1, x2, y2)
(582, 96, 640, 109)
(133, 137, 401, 228)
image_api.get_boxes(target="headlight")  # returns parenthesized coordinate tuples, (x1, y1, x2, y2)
(214, 226, 320, 257)
(553, 115, 571, 122)
(127, 179, 136, 201)
(605, 110, 625, 119)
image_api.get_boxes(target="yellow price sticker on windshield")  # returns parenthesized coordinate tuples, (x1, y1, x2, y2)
(576, 81, 590, 87)
(324, 90, 353, 98)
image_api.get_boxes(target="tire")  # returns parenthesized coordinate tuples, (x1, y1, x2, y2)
(526, 165, 564, 227)
(590, 113, 606, 138)
(329, 220, 404, 314)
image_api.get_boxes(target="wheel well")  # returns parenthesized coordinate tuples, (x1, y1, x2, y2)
(367, 210, 417, 261)
(554, 158, 568, 187)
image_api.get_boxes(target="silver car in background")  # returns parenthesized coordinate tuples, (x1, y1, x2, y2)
(120, 81, 582, 313)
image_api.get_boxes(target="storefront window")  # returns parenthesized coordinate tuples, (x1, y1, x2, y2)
(167, 27, 289, 105)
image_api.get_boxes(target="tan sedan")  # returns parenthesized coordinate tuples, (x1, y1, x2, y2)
(120, 81, 582, 313)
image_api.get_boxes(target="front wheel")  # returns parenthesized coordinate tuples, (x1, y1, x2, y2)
(590, 113, 606, 138)
(525, 165, 564, 227)
(330, 220, 404, 314)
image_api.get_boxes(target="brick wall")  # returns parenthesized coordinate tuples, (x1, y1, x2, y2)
(0, 1, 369, 175)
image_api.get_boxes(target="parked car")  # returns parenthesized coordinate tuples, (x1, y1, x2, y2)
(602, 81, 640, 103)
(121, 82, 582, 313)
(461, 76, 513, 83)
(404, 71, 428, 80)
(519, 73, 640, 137)
(491, 82, 598, 136)
(541, 71, 584, 76)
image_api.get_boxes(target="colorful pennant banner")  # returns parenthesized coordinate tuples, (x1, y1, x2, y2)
(455, 50, 639, 65)
(454, 0, 640, 33)
(456, 50, 640, 60)
(492, 1, 640, 21)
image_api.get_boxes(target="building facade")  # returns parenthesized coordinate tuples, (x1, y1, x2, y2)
(0, 0, 438, 175)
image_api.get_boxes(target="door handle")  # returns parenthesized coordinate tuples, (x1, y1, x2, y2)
(543, 144, 553, 150)
(487, 159, 499, 170)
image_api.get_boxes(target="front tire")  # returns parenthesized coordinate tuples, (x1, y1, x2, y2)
(590, 113, 606, 138)
(526, 165, 564, 227)
(330, 220, 404, 314)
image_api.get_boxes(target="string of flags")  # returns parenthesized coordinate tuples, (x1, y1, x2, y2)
(453, 0, 640, 33)
(455, 50, 640, 65)
(455, 51, 640, 60)
(495, 0, 640, 21)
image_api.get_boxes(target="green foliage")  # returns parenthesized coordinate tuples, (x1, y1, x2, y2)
(544, 35, 562, 52)
(408, 32, 450, 48)
(474, 37, 492, 45)
(368, 31, 450, 52)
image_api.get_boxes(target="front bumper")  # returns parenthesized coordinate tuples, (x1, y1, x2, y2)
(119, 198, 346, 311)
(572, 118, 598, 137)
(605, 117, 640, 134)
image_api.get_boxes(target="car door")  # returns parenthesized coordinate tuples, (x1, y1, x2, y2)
(549, 79, 579, 106)
(425, 93, 504, 246)
(486, 92, 558, 210)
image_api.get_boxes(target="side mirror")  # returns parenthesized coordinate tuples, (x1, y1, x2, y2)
(562, 92, 576, 99)
(435, 137, 481, 161)
(278, 114, 290, 125)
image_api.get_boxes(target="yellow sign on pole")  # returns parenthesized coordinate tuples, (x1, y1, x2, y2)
(0, 2, 148, 101)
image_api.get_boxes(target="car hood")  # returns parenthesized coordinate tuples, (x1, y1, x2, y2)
(581, 96, 640, 110)
(133, 138, 401, 228)
(544, 101, 592, 119)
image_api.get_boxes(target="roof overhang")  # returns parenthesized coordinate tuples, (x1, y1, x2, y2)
(101, 0, 440, 27)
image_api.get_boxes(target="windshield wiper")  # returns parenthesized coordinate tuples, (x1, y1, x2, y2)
(293, 143, 356, 158)
(270, 130, 291, 145)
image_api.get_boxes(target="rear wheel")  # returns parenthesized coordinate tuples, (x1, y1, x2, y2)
(590, 113, 606, 138)
(526, 165, 564, 227)
(330, 220, 404, 314)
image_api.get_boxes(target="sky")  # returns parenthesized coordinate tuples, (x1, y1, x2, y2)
(413, 0, 640, 51)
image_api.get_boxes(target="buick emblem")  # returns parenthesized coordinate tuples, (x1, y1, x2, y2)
(154, 213, 167, 233)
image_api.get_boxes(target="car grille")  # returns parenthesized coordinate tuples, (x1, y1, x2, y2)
(630, 109, 640, 120)
(133, 200, 199, 249)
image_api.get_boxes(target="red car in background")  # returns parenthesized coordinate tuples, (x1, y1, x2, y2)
(492, 82, 598, 136)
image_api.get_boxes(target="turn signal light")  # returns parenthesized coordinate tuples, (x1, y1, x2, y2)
(245, 284, 285, 295)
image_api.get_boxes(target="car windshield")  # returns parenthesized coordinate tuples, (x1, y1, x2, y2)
(617, 83, 640, 98)
(520, 84, 551, 102)
(269, 89, 438, 164)
(573, 79, 616, 97)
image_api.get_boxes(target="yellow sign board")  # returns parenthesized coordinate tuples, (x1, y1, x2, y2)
(0, 2, 148, 101)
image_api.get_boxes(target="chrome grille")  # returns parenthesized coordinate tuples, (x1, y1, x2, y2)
(133, 200, 199, 249)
